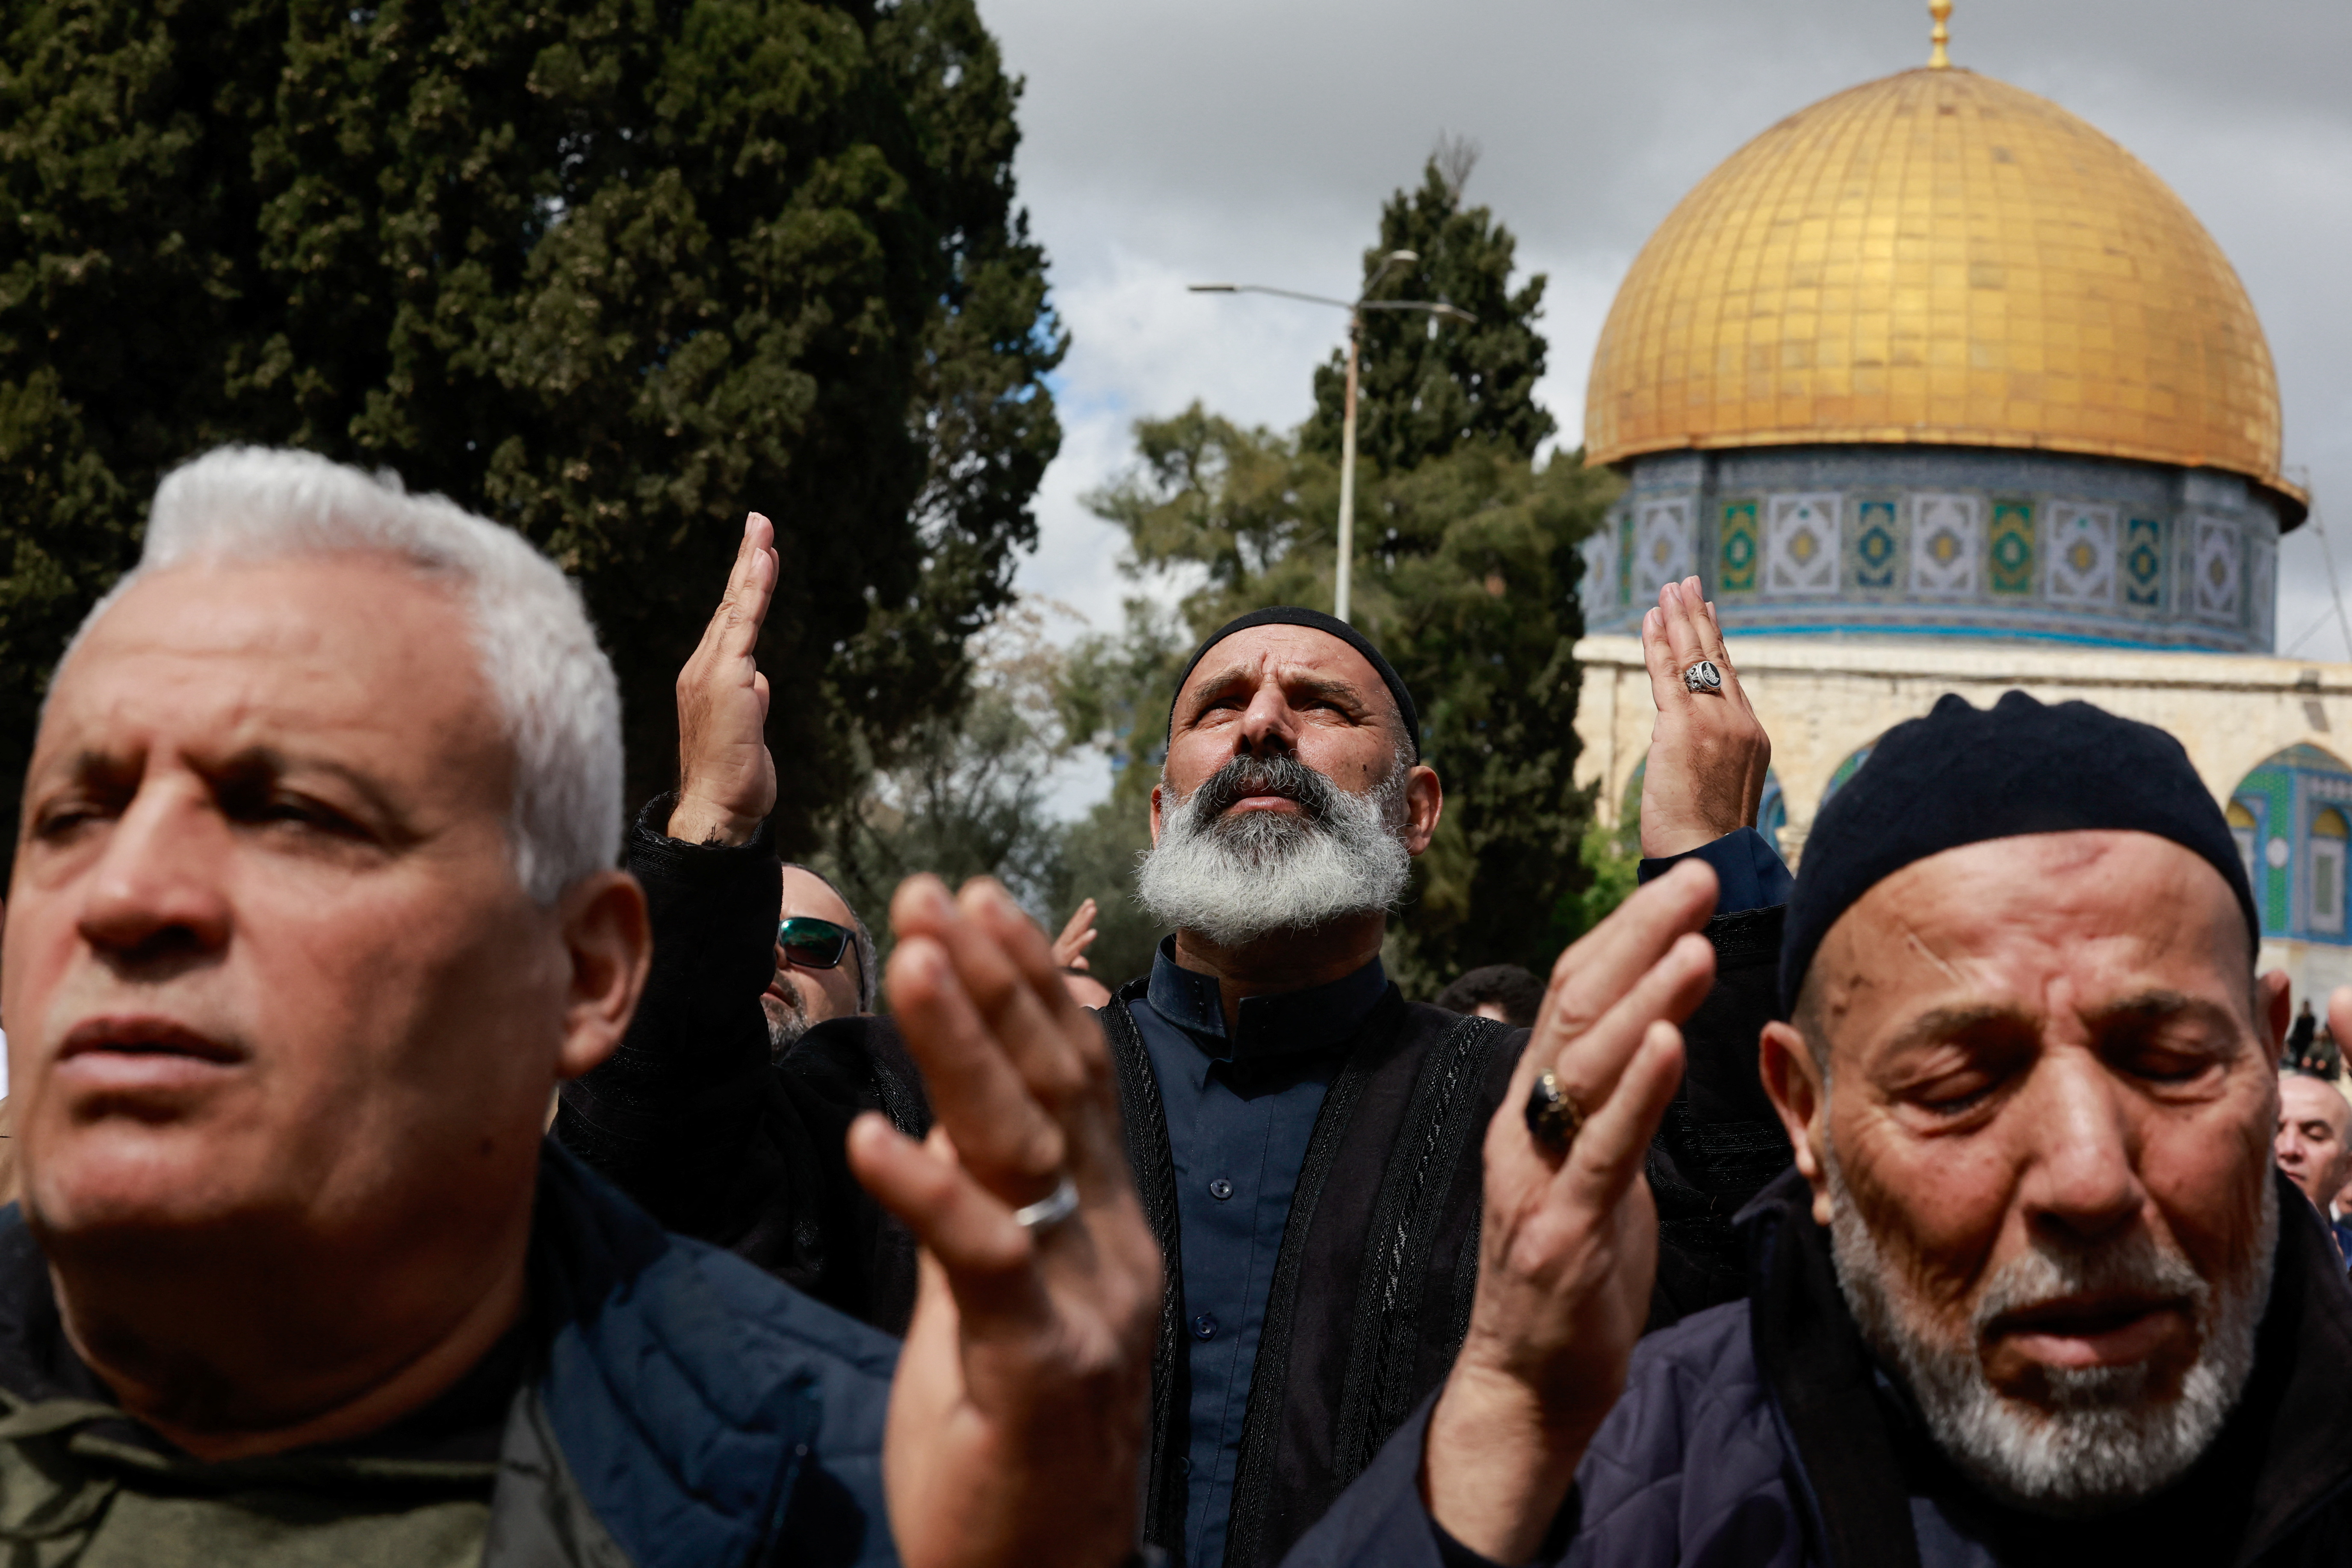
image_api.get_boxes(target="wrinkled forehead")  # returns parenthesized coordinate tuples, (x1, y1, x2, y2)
(40, 555, 501, 771)
(1174, 625, 1394, 728)
(1809, 830, 2256, 1046)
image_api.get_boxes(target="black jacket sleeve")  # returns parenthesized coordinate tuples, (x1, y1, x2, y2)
(555, 795, 791, 1246)
(1645, 904, 1795, 1327)
(553, 796, 931, 1335)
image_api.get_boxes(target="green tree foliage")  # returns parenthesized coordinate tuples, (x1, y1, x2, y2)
(818, 601, 1076, 969)
(0, 0, 1059, 857)
(1047, 601, 1191, 989)
(1299, 149, 1553, 475)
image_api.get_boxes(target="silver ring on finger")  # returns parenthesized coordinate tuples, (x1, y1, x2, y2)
(1012, 1173, 1081, 1233)
(1524, 1069, 1586, 1153)
(1682, 659, 1725, 696)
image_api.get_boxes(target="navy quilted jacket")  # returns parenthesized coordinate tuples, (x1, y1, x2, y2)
(486, 1143, 901, 1567)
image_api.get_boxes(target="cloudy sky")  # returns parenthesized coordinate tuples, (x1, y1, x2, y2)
(976, 0, 2352, 806)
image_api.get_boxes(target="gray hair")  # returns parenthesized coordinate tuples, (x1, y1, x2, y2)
(62, 447, 621, 905)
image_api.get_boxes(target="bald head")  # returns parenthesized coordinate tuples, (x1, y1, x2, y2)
(2277, 1072, 2352, 1211)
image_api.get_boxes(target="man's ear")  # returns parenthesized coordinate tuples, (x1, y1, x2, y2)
(1149, 782, 1164, 846)
(1399, 764, 1443, 857)
(556, 870, 652, 1081)
(2259, 968, 2293, 1054)
(1760, 1020, 1834, 1228)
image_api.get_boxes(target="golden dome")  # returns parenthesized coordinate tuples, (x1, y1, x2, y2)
(1584, 67, 2298, 511)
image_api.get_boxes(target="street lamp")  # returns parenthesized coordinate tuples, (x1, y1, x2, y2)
(1190, 252, 1475, 623)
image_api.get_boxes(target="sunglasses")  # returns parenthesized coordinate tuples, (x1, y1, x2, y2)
(776, 916, 854, 972)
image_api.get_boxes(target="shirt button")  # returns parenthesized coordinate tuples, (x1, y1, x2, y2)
(1209, 1178, 1235, 1201)
(1191, 1313, 1219, 1341)
(1179, 1456, 1193, 1476)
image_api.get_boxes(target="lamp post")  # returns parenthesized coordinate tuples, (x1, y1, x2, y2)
(1190, 254, 1475, 623)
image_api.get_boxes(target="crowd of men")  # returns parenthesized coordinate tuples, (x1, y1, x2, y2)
(0, 444, 2347, 1565)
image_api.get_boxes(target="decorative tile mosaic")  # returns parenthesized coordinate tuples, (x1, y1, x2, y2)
(1579, 445, 2291, 653)
(1989, 502, 2036, 596)
(2249, 531, 2277, 647)
(1719, 500, 1759, 593)
(2123, 516, 2164, 608)
(1631, 497, 1696, 602)
(1851, 499, 1899, 591)
(2189, 513, 2242, 625)
(1764, 494, 1839, 596)
(1908, 493, 1982, 599)
(1578, 525, 1621, 620)
(2045, 503, 2118, 608)
(1618, 505, 1634, 610)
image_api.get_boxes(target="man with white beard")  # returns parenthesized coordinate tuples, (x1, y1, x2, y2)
(1283, 690, 2352, 1568)
(1104, 597, 1790, 1568)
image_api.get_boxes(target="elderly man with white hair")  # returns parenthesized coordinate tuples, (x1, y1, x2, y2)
(0, 448, 1158, 1566)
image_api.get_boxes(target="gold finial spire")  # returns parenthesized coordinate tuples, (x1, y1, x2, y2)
(1928, 0, 1952, 68)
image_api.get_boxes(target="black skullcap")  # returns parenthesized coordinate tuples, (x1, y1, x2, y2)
(1167, 607, 1421, 760)
(1781, 691, 2258, 1012)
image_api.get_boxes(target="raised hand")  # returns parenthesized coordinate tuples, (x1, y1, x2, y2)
(1051, 898, 1100, 972)
(1638, 576, 1772, 858)
(668, 513, 779, 847)
(1421, 861, 1720, 1562)
(848, 877, 1160, 1568)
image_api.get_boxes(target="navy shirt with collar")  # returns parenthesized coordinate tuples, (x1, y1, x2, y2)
(1129, 936, 1391, 1568)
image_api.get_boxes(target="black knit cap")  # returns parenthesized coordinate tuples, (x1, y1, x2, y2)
(1167, 607, 1421, 761)
(1781, 690, 2258, 1012)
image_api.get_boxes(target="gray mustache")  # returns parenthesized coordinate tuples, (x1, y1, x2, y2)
(1188, 752, 1343, 825)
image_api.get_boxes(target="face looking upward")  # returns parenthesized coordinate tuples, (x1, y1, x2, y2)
(5, 556, 643, 1300)
(2275, 1072, 2352, 1211)
(1140, 625, 1442, 954)
(1761, 830, 2286, 1514)
(1152, 624, 1439, 848)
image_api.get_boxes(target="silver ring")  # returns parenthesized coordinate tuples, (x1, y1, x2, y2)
(1682, 659, 1725, 694)
(1012, 1174, 1081, 1233)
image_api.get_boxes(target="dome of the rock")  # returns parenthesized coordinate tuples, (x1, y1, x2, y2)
(1584, 68, 2292, 496)
(1576, 59, 2302, 654)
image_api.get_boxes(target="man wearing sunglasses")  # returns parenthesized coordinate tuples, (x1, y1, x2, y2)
(771, 885, 878, 1052)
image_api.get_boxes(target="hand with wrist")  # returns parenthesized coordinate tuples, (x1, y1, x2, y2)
(1637, 577, 1771, 859)
(1420, 863, 1719, 1562)
(668, 513, 780, 847)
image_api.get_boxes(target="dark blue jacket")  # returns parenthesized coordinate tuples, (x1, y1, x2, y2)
(1285, 1168, 2352, 1568)
(487, 1142, 899, 1566)
(0, 1143, 900, 1568)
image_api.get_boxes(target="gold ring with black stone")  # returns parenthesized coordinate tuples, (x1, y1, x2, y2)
(1524, 1069, 1584, 1152)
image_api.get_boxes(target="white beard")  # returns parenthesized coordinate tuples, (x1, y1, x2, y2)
(1825, 1139, 2273, 1517)
(1135, 750, 1412, 949)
